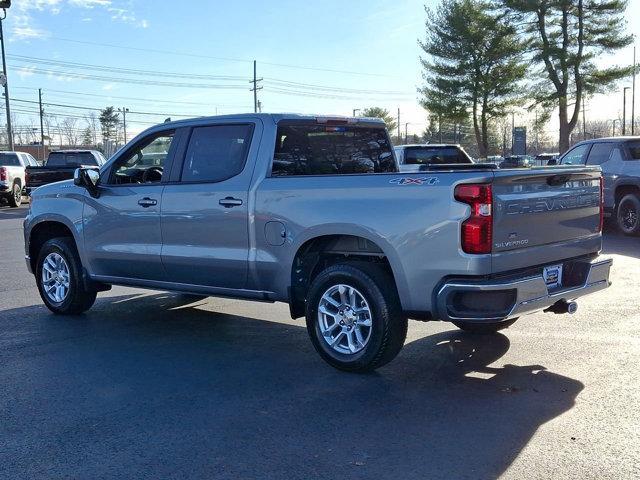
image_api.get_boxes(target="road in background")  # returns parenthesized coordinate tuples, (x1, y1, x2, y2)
(1, 204, 638, 479)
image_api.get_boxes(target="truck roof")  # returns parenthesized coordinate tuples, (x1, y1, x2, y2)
(157, 113, 386, 130)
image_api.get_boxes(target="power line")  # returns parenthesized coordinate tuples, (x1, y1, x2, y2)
(47, 36, 401, 78)
(9, 54, 250, 81)
(11, 86, 252, 109)
(9, 63, 249, 90)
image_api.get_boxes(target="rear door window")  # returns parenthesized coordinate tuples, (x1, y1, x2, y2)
(586, 143, 614, 165)
(272, 123, 396, 176)
(626, 141, 640, 160)
(560, 144, 591, 165)
(181, 125, 253, 183)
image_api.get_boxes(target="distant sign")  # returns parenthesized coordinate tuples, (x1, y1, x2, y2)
(513, 127, 526, 155)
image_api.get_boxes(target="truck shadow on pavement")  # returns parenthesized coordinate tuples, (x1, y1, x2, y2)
(0, 293, 584, 480)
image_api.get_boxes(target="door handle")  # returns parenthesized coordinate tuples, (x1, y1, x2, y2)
(138, 197, 158, 207)
(219, 197, 243, 208)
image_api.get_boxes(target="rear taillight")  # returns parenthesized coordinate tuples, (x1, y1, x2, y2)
(599, 176, 604, 232)
(0, 167, 6, 181)
(455, 183, 493, 254)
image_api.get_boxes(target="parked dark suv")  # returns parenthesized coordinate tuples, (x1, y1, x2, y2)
(557, 137, 640, 235)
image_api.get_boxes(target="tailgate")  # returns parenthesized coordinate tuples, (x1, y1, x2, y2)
(26, 167, 75, 188)
(491, 166, 602, 272)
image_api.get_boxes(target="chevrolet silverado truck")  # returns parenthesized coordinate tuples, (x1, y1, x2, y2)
(23, 114, 612, 372)
(25, 149, 106, 195)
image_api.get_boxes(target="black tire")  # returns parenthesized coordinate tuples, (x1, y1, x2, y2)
(305, 262, 408, 373)
(616, 194, 640, 236)
(36, 237, 97, 315)
(452, 317, 518, 334)
(8, 182, 21, 208)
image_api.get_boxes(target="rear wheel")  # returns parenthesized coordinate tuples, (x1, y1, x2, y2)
(616, 194, 640, 235)
(452, 318, 518, 334)
(8, 183, 21, 207)
(36, 237, 97, 315)
(305, 262, 407, 372)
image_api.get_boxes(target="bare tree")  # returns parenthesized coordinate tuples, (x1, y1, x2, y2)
(60, 117, 79, 146)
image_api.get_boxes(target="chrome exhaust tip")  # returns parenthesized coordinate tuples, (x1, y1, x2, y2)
(544, 299, 578, 315)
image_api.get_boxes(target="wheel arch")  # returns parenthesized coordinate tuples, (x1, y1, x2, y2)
(27, 219, 79, 274)
(287, 227, 409, 319)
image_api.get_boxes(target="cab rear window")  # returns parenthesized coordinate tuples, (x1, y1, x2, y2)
(46, 152, 98, 166)
(271, 124, 396, 176)
(0, 153, 20, 166)
(402, 146, 470, 165)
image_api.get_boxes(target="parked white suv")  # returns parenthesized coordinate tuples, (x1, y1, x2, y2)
(0, 151, 39, 207)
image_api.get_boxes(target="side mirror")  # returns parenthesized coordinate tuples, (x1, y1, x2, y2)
(74, 167, 101, 197)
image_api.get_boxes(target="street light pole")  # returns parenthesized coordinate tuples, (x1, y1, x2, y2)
(352, 108, 360, 117)
(632, 46, 636, 135)
(0, 8, 13, 150)
(623, 87, 630, 136)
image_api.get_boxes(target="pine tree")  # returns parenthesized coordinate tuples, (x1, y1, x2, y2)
(360, 107, 397, 133)
(99, 106, 120, 143)
(420, 0, 526, 157)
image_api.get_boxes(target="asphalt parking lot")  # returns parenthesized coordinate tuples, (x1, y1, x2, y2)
(1, 203, 638, 480)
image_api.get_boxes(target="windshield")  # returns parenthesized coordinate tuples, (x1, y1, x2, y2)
(402, 146, 470, 165)
(46, 152, 98, 167)
(0, 153, 20, 166)
(272, 123, 396, 176)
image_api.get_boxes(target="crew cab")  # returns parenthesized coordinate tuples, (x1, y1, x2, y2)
(24, 114, 612, 372)
(0, 151, 38, 207)
(25, 149, 106, 195)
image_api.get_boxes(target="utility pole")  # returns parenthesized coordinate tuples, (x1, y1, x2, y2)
(250, 60, 263, 113)
(0, 7, 13, 150)
(632, 46, 636, 135)
(119, 107, 129, 144)
(623, 87, 630, 135)
(535, 110, 539, 153)
(352, 108, 360, 117)
(39, 88, 44, 160)
(404, 122, 409, 144)
(397, 108, 400, 143)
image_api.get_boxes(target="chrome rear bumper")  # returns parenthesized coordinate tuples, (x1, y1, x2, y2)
(436, 257, 612, 323)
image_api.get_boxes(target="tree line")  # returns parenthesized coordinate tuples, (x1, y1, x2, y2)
(421, 0, 633, 156)
(360, 0, 633, 157)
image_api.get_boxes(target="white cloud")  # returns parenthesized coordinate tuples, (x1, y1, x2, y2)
(11, 1, 145, 41)
(17, 66, 37, 79)
(13, 26, 47, 40)
(102, 83, 114, 91)
(69, 0, 112, 7)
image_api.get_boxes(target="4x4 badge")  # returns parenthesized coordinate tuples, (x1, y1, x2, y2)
(389, 177, 439, 186)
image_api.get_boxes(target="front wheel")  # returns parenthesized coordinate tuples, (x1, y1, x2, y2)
(8, 183, 22, 207)
(616, 194, 640, 235)
(452, 318, 518, 334)
(305, 262, 407, 373)
(36, 237, 97, 315)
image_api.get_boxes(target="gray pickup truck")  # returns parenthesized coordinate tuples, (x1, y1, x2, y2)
(23, 114, 612, 372)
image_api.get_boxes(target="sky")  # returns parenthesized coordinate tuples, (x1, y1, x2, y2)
(3, 0, 640, 140)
